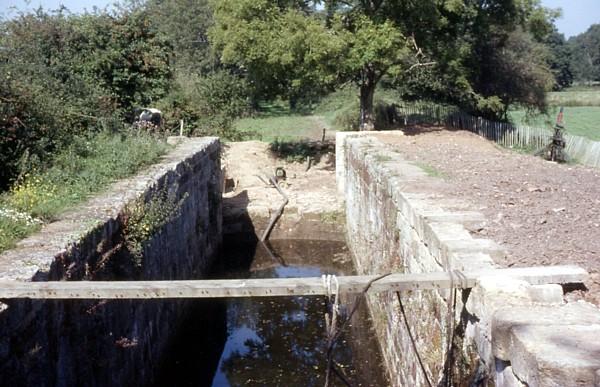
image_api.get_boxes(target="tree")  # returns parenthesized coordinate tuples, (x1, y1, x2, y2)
(393, 0, 558, 119)
(145, 0, 215, 72)
(568, 24, 600, 83)
(211, 0, 559, 127)
(546, 29, 573, 90)
(210, 0, 417, 130)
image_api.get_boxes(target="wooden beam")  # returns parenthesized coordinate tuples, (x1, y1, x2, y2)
(0, 265, 587, 300)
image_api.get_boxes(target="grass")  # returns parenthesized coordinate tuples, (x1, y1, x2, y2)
(547, 90, 600, 107)
(0, 131, 169, 253)
(233, 86, 402, 139)
(413, 162, 447, 179)
(234, 100, 327, 142)
(509, 106, 600, 141)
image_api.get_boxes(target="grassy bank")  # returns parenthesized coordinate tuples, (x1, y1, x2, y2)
(0, 131, 169, 253)
(232, 87, 402, 140)
(234, 101, 326, 142)
(509, 106, 600, 141)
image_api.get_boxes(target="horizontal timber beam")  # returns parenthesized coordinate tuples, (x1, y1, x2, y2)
(0, 265, 587, 300)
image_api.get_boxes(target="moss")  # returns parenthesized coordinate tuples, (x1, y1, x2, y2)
(320, 210, 345, 224)
(413, 161, 448, 179)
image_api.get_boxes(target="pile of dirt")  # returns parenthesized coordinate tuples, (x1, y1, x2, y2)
(378, 128, 600, 305)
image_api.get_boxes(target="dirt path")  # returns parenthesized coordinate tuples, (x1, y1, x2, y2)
(377, 128, 600, 305)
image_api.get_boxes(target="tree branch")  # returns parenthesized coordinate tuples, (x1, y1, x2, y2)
(407, 61, 436, 72)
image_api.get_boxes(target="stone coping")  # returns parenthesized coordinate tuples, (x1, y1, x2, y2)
(338, 130, 600, 386)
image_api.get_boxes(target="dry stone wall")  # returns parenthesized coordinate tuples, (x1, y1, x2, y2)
(0, 137, 222, 387)
(338, 131, 600, 387)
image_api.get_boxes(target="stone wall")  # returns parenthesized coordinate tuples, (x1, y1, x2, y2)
(338, 131, 600, 387)
(0, 137, 222, 387)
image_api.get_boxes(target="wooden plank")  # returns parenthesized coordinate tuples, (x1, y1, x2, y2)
(0, 265, 587, 300)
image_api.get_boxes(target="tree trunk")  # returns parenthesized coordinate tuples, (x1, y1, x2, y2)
(359, 69, 376, 131)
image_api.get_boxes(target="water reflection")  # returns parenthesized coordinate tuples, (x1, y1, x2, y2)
(210, 240, 388, 387)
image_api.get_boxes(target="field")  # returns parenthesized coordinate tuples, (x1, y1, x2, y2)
(233, 87, 401, 140)
(547, 90, 600, 107)
(509, 106, 600, 141)
(233, 101, 332, 142)
(510, 87, 600, 141)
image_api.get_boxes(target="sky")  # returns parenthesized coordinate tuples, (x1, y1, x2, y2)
(0, 0, 599, 38)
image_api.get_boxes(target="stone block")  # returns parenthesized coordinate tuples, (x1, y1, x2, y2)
(492, 302, 600, 361)
(496, 360, 527, 387)
(466, 276, 536, 366)
(424, 211, 486, 225)
(449, 252, 496, 271)
(526, 284, 564, 305)
(508, 324, 600, 387)
(444, 238, 506, 261)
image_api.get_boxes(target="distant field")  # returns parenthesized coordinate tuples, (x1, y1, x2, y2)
(509, 106, 600, 141)
(547, 90, 600, 107)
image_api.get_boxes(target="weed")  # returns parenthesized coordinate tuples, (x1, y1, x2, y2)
(0, 131, 169, 254)
(0, 207, 42, 252)
(121, 188, 187, 266)
(413, 162, 447, 179)
(269, 139, 320, 163)
(374, 154, 393, 162)
(320, 211, 345, 225)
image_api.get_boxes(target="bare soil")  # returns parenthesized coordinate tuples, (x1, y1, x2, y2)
(222, 140, 341, 226)
(378, 127, 600, 305)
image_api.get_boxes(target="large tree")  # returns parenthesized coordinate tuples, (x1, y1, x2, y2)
(211, 0, 559, 128)
(568, 24, 600, 83)
(210, 0, 416, 130)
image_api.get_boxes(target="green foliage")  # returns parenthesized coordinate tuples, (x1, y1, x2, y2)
(391, 0, 557, 119)
(157, 69, 252, 138)
(269, 139, 319, 162)
(0, 7, 172, 189)
(546, 29, 573, 90)
(210, 0, 345, 105)
(146, 0, 215, 71)
(122, 187, 187, 265)
(0, 131, 168, 254)
(568, 24, 600, 83)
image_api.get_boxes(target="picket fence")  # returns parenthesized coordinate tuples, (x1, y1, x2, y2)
(393, 102, 600, 168)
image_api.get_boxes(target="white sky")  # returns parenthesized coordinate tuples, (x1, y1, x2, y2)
(1, 0, 599, 38)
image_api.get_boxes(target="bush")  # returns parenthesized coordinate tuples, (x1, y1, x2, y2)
(0, 131, 169, 253)
(121, 187, 187, 265)
(0, 7, 172, 189)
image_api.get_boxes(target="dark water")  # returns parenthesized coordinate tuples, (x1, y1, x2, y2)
(156, 239, 388, 387)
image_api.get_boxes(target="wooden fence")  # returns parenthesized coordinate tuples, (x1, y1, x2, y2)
(392, 102, 600, 168)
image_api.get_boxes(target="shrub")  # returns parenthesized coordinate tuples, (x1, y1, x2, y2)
(121, 187, 187, 265)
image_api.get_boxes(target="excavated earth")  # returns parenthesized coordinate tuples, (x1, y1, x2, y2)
(376, 127, 600, 305)
(221, 141, 343, 239)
